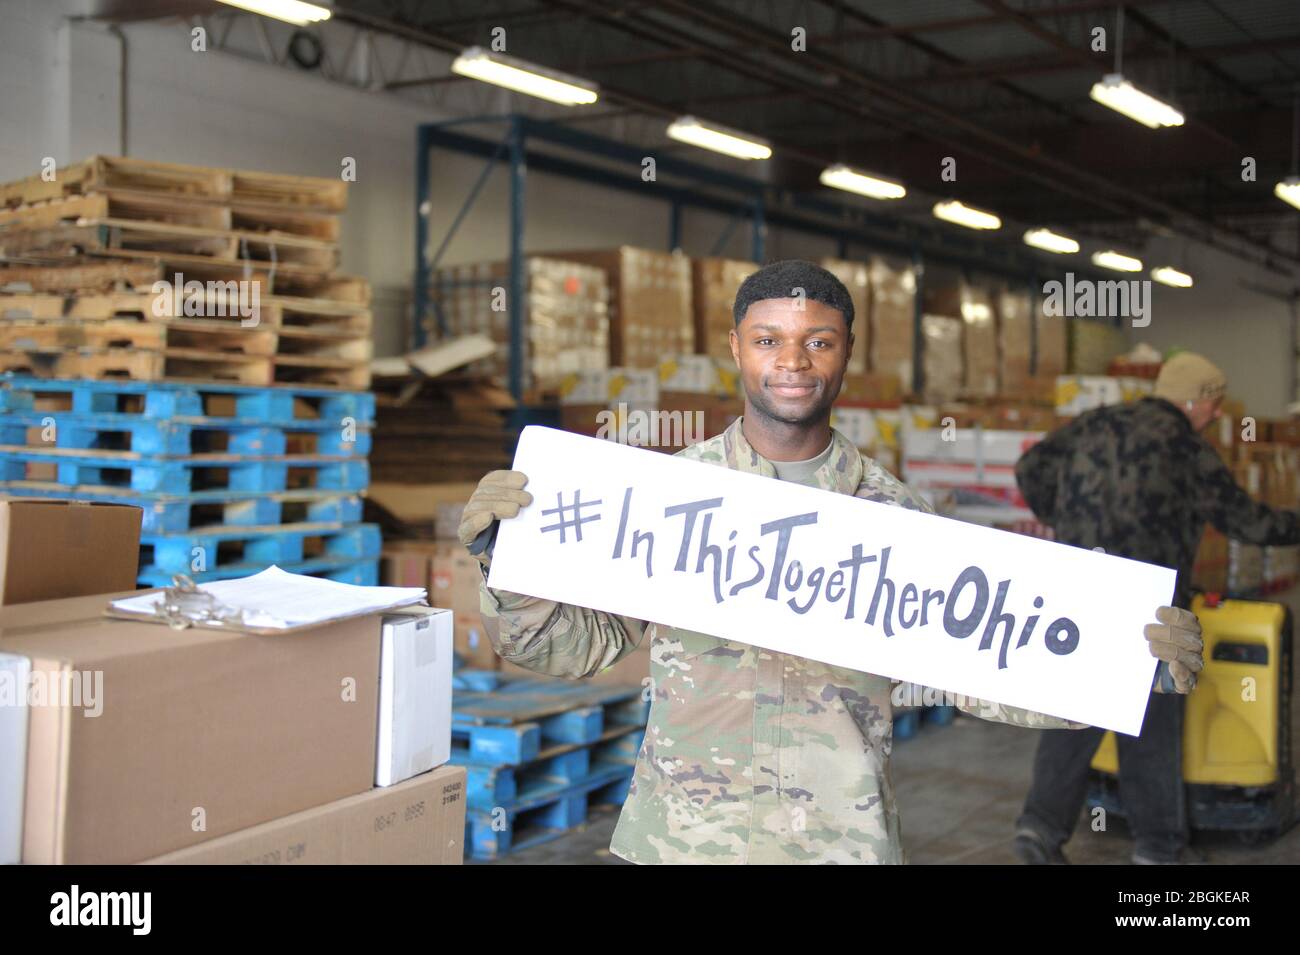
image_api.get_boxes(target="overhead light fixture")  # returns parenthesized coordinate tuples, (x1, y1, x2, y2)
(1151, 266, 1193, 288)
(1092, 250, 1144, 272)
(667, 116, 771, 160)
(932, 199, 1001, 231)
(214, 0, 332, 25)
(451, 47, 598, 106)
(819, 164, 906, 200)
(1023, 228, 1080, 255)
(1277, 177, 1300, 211)
(1089, 74, 1184, 128)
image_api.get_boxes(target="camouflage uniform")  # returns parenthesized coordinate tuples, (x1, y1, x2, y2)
(479, 417, 1082, 864)
(1016, 397, 1300, 608)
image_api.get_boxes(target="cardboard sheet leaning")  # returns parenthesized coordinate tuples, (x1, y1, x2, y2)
(488, 427, 1177, 736)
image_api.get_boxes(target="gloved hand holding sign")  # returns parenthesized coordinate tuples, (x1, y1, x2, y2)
(1145, 605, 1204, 694)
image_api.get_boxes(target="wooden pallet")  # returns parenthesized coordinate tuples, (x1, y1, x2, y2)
(0, 318, 277, 355)
(274, 328, 373, 362)
(0, 157, 346, 213)
(0, 347, 273, 385)
(0, 291, 274, 325)
(272, 356, 370, 390)
(0, 221, 338, 271)
(0, 260, 159, 293)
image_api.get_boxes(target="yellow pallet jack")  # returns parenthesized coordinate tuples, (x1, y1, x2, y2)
(1088, 595, 1295, 841)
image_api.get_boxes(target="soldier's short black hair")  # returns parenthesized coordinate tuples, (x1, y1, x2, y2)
(733, 259, 854, 329)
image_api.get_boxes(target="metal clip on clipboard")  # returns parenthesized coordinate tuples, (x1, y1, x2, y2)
(152, 574, 251, 631)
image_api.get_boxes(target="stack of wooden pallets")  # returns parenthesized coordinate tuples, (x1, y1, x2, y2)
(0, 156, 372, 391)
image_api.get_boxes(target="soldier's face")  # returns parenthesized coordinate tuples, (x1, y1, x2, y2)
(729, 298, 851, 427)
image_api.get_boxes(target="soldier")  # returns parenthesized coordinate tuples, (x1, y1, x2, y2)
(459, 259, 1204, 865)
(1013, 352, 1300, 865)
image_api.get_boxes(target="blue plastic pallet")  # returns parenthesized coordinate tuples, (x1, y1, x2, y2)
(464, 761, 636, 861)
(0, 374, 375, 425)
(459, 727, 644, 811)
(0, 483, 363, 533)
(450, 691, 649, 765)
(136, 555, 379, 587)
(893, 705, 958, 741)
(138, 521, 381, 576)
(0, 411, 371, 456)
(0, 448, 369, 493)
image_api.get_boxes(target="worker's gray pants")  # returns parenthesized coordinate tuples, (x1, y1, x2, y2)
(1016, 692, 1187, 862)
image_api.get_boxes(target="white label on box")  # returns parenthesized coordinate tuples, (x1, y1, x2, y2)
(376, 609, 453, 788)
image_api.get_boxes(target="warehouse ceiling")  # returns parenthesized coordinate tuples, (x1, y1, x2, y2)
(92, 0, 1300, 271)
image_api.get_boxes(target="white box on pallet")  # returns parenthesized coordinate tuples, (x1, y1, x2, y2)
(376, 607, 453, 788)
(0, 652, 30, 865)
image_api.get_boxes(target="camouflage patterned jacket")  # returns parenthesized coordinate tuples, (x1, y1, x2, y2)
(1016, 397, 1300, 609)
(478, 418, 1081, 865)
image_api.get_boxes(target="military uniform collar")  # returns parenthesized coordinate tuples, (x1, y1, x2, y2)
(722, 416, 863, 494)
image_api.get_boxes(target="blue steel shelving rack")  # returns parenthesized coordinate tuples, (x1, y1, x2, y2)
(414, 113, 1109, 401)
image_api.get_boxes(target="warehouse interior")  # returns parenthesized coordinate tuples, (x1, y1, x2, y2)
(1, 0, 1299, 880)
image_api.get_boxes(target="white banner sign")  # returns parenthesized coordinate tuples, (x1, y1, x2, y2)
(489, 427, 1176, 735)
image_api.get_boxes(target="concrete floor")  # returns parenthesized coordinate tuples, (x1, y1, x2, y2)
(494, 588, 1300, 866)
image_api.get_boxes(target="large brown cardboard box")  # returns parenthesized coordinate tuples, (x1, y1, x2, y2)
(550, 248, 694, 368)
(692, 258, 758, 363)
(2, 592, 381, 864)
(867, 257, 916, 393)
(0, 500, 142, 604)
(143, 764, 467, 865)
(996, 286, 1033, 395)
(818, 259, 870, 376)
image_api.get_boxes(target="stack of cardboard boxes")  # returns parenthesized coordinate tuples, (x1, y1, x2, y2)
(692, 258, 758, 363)
(430, 257, 609, 395)
(0, 499, 466, 865)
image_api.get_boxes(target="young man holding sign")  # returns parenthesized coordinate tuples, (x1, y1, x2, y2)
(459, 260, 1203, 865)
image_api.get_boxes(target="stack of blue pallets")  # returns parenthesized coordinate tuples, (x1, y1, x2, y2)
(450, 670, 649, 861)
(0, 374, 380, 586)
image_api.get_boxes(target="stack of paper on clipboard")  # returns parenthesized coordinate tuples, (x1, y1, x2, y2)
(108, 566, 428, 633)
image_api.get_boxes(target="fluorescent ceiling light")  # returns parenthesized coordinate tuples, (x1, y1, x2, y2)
(1151, 266, 1193, 288)
(214, 0, 331, 25)
(1092, 249, 1144, 272)
(451, 47, 598, 106)
(819, 164, 906, 200)
(667, 116, 771, 160)
(1089, 73, 1184, 128)
(1275, 176, 1300, 211)
(1023, 227, 1080, 254)
(932, 199, 1001, 231)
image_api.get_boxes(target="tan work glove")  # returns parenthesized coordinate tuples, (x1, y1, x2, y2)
(1144, 605, 1203, 694)
(457, 470, 533, 564)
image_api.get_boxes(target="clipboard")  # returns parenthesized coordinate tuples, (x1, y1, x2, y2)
(104, 573, 429, 635)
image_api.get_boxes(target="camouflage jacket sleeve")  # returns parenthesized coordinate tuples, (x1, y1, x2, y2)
(1013, 421, 1079, 525)
(1193, 439, 1300, 545)
(951, 696, 1088, 729)
(477, 543, 648, 679)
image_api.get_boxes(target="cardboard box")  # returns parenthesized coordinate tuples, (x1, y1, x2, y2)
(921, 314, 963, 404)
(0, 500, 142, 604)
(429, 257, 608, 392)
(378, 608, 453, 788)
(368, 482, 478, 526)
(819, 259, 870, 376)
(1035, 309, 1067, 377)
(692, 258, 758, 363)
(996, 287, 1033, 395)
(960, 286, 998, 398)
(552, 248, 694, 368)
(2, 592, 382, 864)
(431, 542, 498, 670)
(143, 764, 467, 865)
(1054, 375, 1123, 415)
(868, 257, 916, 392)
(0, 651, 29, 865)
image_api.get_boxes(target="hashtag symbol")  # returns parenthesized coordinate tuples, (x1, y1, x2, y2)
(540, 490, 602, 543)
